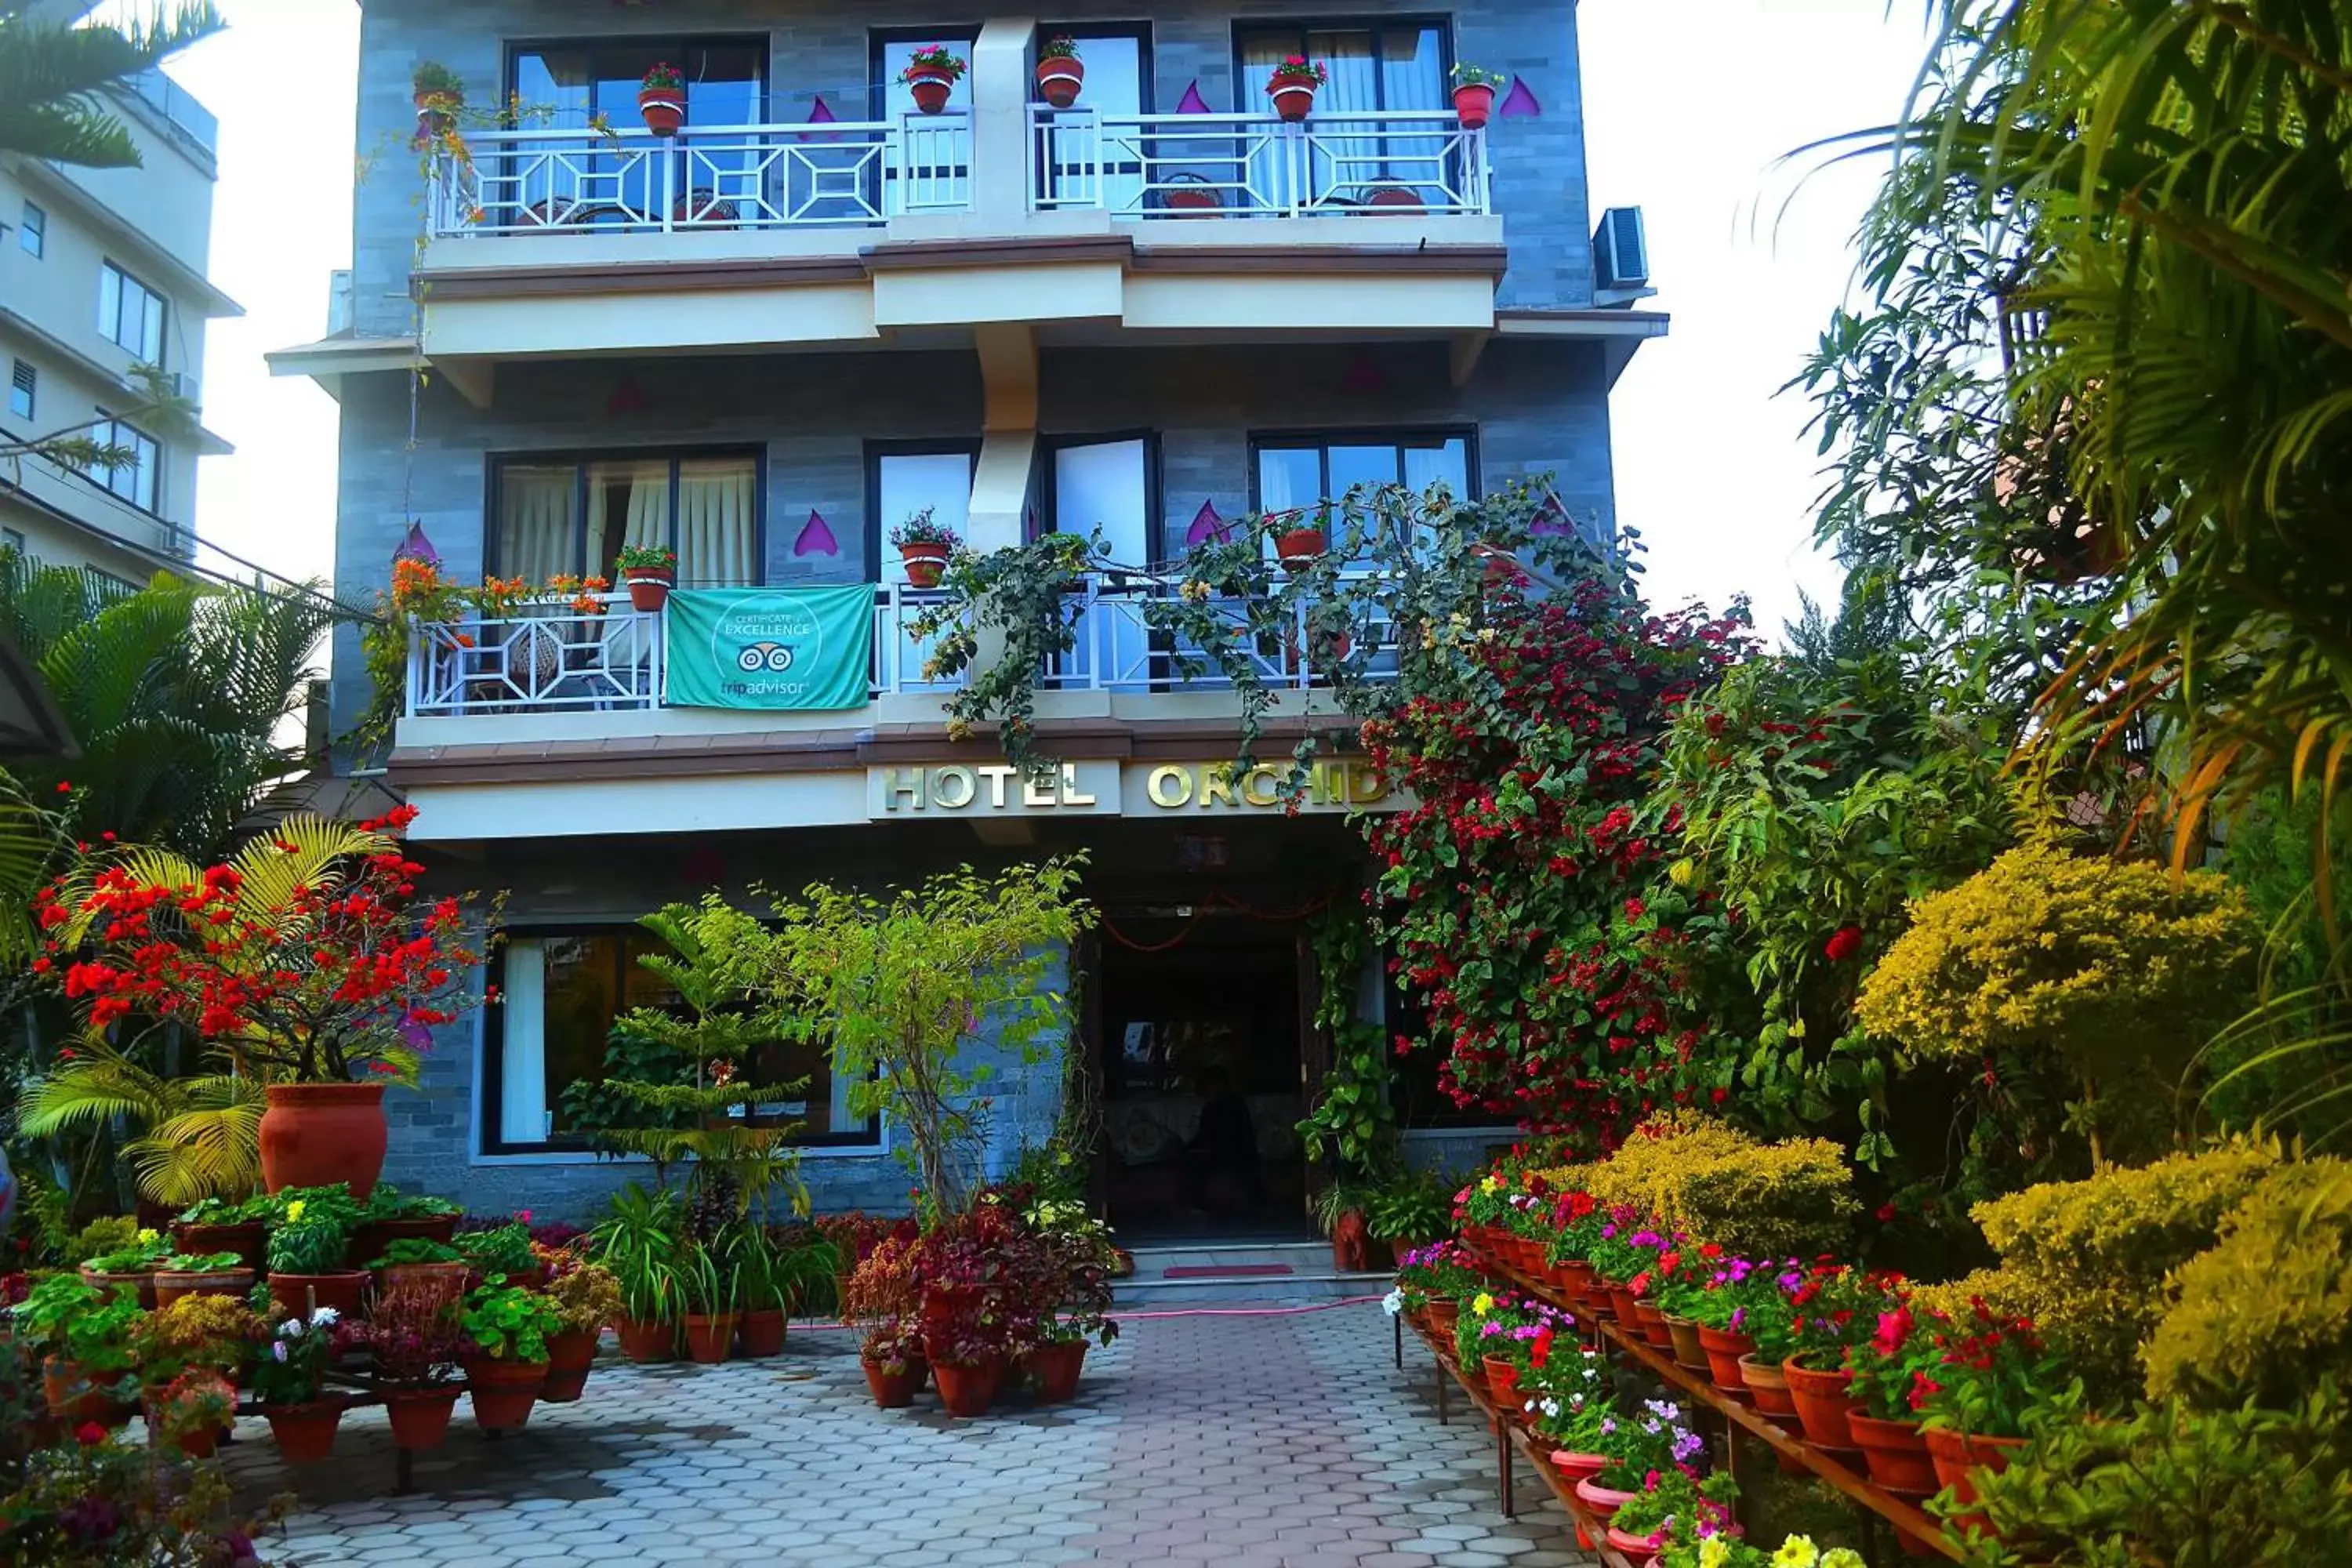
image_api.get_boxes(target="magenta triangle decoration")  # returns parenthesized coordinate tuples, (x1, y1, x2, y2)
(1498, 77, 1542, 118)
(605, 376, 649, 417)
(394, 521, 440, 568)
(1175, 81, 1213, 115)
(792, 510, 840, 557)
(1532, 492, 1576, 536)
(800, 96, 843, 143)
(1185, 500, 1230, 546)
(1341, 354, 1386, 395)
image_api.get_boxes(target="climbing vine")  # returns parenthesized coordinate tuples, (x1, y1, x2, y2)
(1294, 903, 1399, 1178)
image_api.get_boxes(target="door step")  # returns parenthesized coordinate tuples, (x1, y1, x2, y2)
(1112, 1240, 1390, 1306)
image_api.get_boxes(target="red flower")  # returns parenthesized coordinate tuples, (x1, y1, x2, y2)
(74, 1421, 106, 1446)
(54, 781, 71, 793)
(1824, 926, 1864, 963)
(1875, 1202, 1897, 1224)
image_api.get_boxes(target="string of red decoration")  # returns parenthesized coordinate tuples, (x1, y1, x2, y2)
(1098, 890, 1339, 953)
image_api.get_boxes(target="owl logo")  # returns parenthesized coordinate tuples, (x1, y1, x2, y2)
(736, 641, 797, 674)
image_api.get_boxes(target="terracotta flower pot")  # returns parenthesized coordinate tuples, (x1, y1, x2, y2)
(1663, 1315, 1709, 1372)
(270, 1272, 368, 1322)
(1550, 1449, 1607, 1486)
(1365, 183, 1424, 212)
(1573, 1475, 1637, 1526)
(1697, 1325, 1757, 1396)
(1739, 1354, 1798, 1415)
(906, 69, 956, 115)
(864, 1356, 921, 1409)
(639, 86, 685, 136)
(384, 1387, 461, 1450)
(1925, 1425, 2025, 1534)
(42, 1357, 132, 1426)
(682, 1313, 737, 1364)
(1269, 80, 1318, 122)
(617, 1317, 674, 1363)
(1607, 1286, 1644, 1326)
(1480, 1355, 1523, 1410)
(1632, 1301, 1675, 1351)
(934, 1355, 1001, 1417)
(174, 1220, 266, 1275)
(78, 1267, 157, 1311)
(899, 542, 951, 589)
(1275, 527, 1327, 570)
(1454, 82, 1497, 129)
(623, 567, 673, 613)
(1783, 1358, 1865, 1455)
(260, 1082, 388, 1200)
(1848, 1411, 1940, 1497)
(1029, 1339, 1085, 1403)
(1036, 54, 1084, 108)
(541, 1327, 599, 1403)
(737, 1308, 786, 1359)
(154, 1266, 253, 1310)
(266, 1401, 344, 1463)
(463, 1356, 548, 1430)
(1607, 1525, 1668, 1558)
(1426, 1298, 1461, 1336)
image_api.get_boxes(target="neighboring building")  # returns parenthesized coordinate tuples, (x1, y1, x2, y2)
(275, 3, 1663, 1225)
(0, 49, 240, 583)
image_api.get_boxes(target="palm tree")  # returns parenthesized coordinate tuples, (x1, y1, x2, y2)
(0, 2, 225, 168)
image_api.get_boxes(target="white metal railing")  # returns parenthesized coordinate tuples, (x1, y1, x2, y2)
(1029, 107, 1489, 220)
(401, 581, 1396, 720)
(428, 116, 974, 237)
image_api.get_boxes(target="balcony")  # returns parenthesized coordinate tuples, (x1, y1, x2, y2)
(402, 579, 1396, 724)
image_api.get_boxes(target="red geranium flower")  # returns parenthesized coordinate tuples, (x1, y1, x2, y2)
(1824, 926, 1863, 962)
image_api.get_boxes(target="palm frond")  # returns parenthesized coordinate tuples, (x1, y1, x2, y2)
(17, 1044, 185, 1137)
(0, 4, 227, 168)
(128, 1075, 264, 1206)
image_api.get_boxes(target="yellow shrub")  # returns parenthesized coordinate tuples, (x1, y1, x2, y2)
(2143, 1158, 2352, 1409)
(1575, 1115, 1857, 1260)
(1966, 1141, 2281, 1402)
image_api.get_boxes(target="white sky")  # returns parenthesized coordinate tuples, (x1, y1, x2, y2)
(158, 0, 1933, 641)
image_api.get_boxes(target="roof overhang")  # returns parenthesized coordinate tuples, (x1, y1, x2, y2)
(0, 630, 76, 761)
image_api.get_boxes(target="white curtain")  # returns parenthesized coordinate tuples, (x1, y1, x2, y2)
(677, 458, 758, 586)
(585, 459, 670, 579)
(499, 940, 549, 1146)
(497, 466, 576, 583)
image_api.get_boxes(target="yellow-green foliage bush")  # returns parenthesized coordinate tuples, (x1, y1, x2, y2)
(1856, 846, 2259, 1148)
(1967, 1141, 2281, 1402)
(1574, 1114, 1857, 1260)
(2143, 1158, 2352, 1409)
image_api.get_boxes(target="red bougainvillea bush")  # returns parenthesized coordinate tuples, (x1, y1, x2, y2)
(1365, 561, 1751, 1141)
(34, 805, 488, 1083)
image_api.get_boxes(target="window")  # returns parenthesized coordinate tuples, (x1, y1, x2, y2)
(90, 412, 159, 512)
(1045, 434, 1158, 686)
(1236, 20, 1452, 207)
(866, 443, 978, 586)
(2, 528, 24, 554)
(1252, 429, 1475, 521)
(18, 201, 43, 257)
(507, 40, 765, 225)
(7, 360, 32, 422)
(870, 30, 978, 214)
(487, 930, 877, 1153)
(489, 450, 761, 586)
(1034, 24, 1152, 210)
(98, 262, 166, 364)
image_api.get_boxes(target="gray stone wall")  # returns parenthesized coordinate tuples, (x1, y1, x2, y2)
(350, 0, 1595, 337)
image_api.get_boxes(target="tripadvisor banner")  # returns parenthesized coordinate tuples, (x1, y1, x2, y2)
(665, 586, 874, 711)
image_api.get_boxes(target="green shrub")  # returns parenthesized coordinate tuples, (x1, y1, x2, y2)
(68, 1217, 140, 1266)
(1965, 1141, 2281, 1403)
(1575, 1114, 1858, 1259)
(2142, 1158, 2352, 1409)
(1963, 1383, 2352, 1568)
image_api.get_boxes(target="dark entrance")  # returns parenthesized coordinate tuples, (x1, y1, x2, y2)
(1094, 913, 1310, 1240)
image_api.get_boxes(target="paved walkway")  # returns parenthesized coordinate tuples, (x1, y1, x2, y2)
(230, 1301, 1593, 1568)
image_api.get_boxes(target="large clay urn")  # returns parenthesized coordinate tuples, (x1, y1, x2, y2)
(260, 1083, 390, 1199)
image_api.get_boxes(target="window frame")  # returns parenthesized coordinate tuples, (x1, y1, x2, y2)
(863, 437, 981, 583)
(18, 201, 44, 258)
(7, 359, 33, 423)
(97, 260, 166, 365)
(480, 924, 884, 1158)
(89, 408, 161, 514)
(1039, 429, 1164, 560)
(503, 35, 771, 124)
(483, 445, 768, 586)
(1246, 424, 1482, 514)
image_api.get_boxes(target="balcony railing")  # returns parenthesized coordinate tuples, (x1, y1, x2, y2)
(426, 116, 974, 238)
(1029, 107, 1490, 219)
(403, 580, 1396, 721)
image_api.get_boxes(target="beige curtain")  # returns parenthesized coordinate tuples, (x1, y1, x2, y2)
(585, 459, 671, 577)
(677, 457, 757, 586)
(496, 465, 576, 583)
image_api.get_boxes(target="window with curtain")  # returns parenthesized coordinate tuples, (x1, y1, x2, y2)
(507, 41, 766, 223)
(492, 452, 760, 586)
(490, 930, 877, 1152)
(1254, 430, 1474, 561)
(1236, 22, 1448, 209)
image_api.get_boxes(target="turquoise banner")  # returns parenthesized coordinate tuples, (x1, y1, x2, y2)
(664, 586, 874, 711)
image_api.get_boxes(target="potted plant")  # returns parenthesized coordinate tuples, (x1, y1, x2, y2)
(928, 1323, 1003, 1417)
(459, 1277, 561, 1429)
(860, 1323, 924, 1409)
(412, 60, 463, 136)
(639, 61, 687, 136)
(1774, 1264, 1886, 1457)
(129, 1291, 260, 1401)
(677, 1240, 740, 1365)
(590, 1183, 685, 1362)
(253, 1304, 347, 1462)
(16, 1274, 142, 1426)
(267, 1201, 368, 1320)
(1265, 56, 1327, 122)
(1367, 1171, 1454, 1258)
(351, 1185, 463, 1265)
(1311, 1177, 1383, 1272)
(1916, 1304, 2062, 1536)
(146, 1370, 236, 1460)
(151, 1251, 251, 1309)
(617, 544, 677, 613)
(727, 1224, 789, 1359)
(1274, 513, 1328, 571)
(1036, 35, 1084, 107)
(1842, 1303, 1944, 1500)
(899, 44, 967, 115)
(1523, 1341, 1615, 1484)
(1161, 171, 1221, 215)
(1609, 1471, 1739, 1563)
(356, 1285, 467, 1450)
(891, 509, 960, 590)
(79, 1228, 170, 1308)
(173, 1196, 268, 1275)
(1450, 64, 1505, 129)
(541, 1259, 620, 1401)
(371, 1237, 468, 1307)
(1363, 182, 1425, 212)
(458, 1221, 545, 1290)
(1581, 1396, 1704, 1530)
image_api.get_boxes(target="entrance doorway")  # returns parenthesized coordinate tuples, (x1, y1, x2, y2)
(1094, 916, 1309, 1240)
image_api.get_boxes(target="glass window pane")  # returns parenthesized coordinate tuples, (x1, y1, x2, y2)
(876, 451, 972, 585)
(515, 49, 593, 128)
(140, 286, 164, 364)
(1403, 435, 1470, 498)
(1054, 438, 1149, 562)
(497, 462, 579, 581)
(99, 265, 121, 343)
(676, 455, 759, 586)
(684, 42, 764, 125)
(1256, 447, 1321, 518)
(1380, 27, 1446, 110)
(1327, 443, 1402, 497)
(880, 39, 977, 114)
(539, 935, 620, 1139)
(585, 459, 672, 582)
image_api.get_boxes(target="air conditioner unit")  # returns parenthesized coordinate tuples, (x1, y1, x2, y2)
(1594, 205, 1650, 292)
